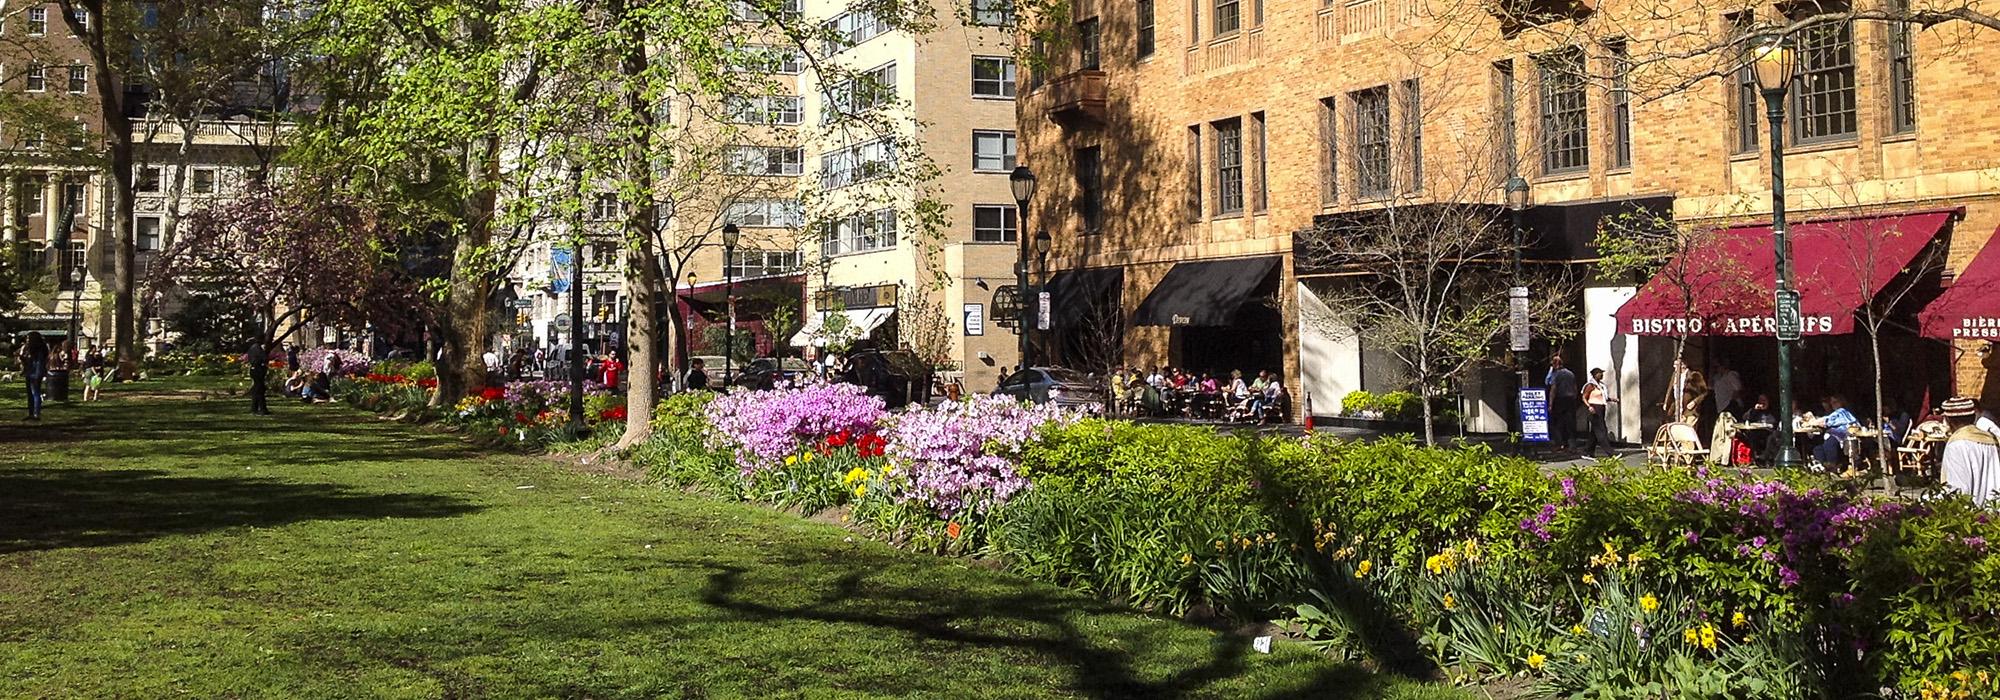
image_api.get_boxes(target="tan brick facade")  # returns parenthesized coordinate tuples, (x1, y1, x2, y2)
(1019, 0, 2000, 416)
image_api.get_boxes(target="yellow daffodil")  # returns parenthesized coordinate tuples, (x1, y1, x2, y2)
(843, 467, 870, 484)
(1683, 628, 1700, 646)
(1731, 611, 1748, 628)
(1639, 594, 1660, 613)
(1441, 594, 1456, 611)
(1699, 623, 1717, 651)
(852, 484, 866, 497)
(1180, 552, 1193, 566)
(1581, 573, 1597, 586)
(1525, 653, 1546, 670)
(784, 454, 799, 466)
(1354, 560, 1373, 578)
(803, 451, 816, 462)
(1570, 623, 1586, 636)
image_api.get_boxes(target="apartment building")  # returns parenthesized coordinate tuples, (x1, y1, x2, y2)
(511, 0, 1025, 391)
(1019, 0, 2000, 433)
(2, 1, 288, 350)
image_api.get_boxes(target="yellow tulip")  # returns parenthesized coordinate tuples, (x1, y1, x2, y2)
(1525, 653, 1546, 670)
(1354, 560, 1373, 578)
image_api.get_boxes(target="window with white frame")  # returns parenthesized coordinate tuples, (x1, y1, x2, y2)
(24, 185, 43, 215)
(972, 130, 1016, 172)
(971, 0, 1013, 26)
(24, 64, 45, 92)
(192, 168, 217, 194)
(731, 0, 801, 22)
(725, 249, 803, 278)
(819, 140, 895, 188)
(726, 94, 803, 125)
(972, 205, 1017, 242)
(726, 145, 805, 176)
(821, 208, 898, 256)
(26, 7, 45, 35)
(972, 56, 1016, 98)
(137, 166, 162, 193)
(724, 199, 804, 228)
(824, 9, 891, 52)
(731, 44, 802, 74)
(590, 192, 622, 220)
(67, 65, 86, 94)
(68, 7, 88, 32)
(822, 63, 896, 122)
(135, 216, 162, 252)
(589, 242, 619, 269)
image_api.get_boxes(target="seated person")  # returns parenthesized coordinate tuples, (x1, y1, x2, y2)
(1807, 395, 1860, 467)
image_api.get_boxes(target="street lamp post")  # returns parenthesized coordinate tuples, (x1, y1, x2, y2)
(722, 223, 741, 387)
(1504, 175, 1531, 451)
(1753, 31, 1804, 469)
(1009, 165, 1038, 371)
(566, 165, 586, 434)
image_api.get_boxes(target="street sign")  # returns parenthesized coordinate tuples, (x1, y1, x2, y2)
(963, 303, 985, 336)
(1508, 286, 1531, 352)
(1518, 388, 1550, 443)
(555, 313, 571, 328)
(511, 299, 535, 309)
(1037, 291, 1051, 331)
(1774, 288, 1803, 341)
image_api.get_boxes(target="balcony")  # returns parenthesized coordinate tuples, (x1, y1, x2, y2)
(1487, 0, 1595, 35)
(1042, 70, 1107, 127)
(136, 118, 292, 148)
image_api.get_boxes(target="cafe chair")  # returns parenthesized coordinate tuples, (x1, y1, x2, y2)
(1647, 422, 1710, 468)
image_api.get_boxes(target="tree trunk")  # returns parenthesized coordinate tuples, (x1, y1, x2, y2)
(1418, 355, 1437, 446)
(613, 0, 660, 449)
(61, 0, 139, 374)
(1870, 327, 1893, 493)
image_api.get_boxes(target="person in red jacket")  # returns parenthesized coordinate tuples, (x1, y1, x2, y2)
(600, 354, 623, 389)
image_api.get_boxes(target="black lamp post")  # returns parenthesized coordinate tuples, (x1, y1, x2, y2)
(566, 164, 586, 434)
(1009, 165, 1038, 371)
(1753, 30, 1804, 469)
(722, 222, 741, 386)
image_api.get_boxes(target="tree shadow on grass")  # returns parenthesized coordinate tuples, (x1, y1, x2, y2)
(674, 557, 1400, 700)
(0, 467, 481, 553)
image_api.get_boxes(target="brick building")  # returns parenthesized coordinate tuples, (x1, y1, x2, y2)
(1018, 0, 2000, 435)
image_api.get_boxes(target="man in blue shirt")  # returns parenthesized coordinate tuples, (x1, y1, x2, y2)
(1810, 395, 1860, 468)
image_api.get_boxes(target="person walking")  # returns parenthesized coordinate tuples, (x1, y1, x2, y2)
(1582, 367, 1615, 458)
(684, 358, 711, 392)
(1939, 397, 2000, 506)
(1546, 354, 1580, 452)
(246, 340, 272, 415)
(17, 332, 49, 420)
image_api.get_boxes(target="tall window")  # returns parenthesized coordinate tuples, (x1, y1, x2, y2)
(67, 65, 87, 94)
(591, 193, 623, 220)
(727, 94, 803, 125)
(590, 243, 618, 269)
(1137, 0, 1157, 59)
(972, 56, 1016, 97)
(1352, 87, 1391, 198)
(823, 9, 890, 51)
(1215, 0, 1241, 35)
(972, 130, 1017, 172)
(971, 0, 1013, 26)
(1076, 146, 1103, 232)
(1319, 97, 1338, 204)
(1187, 0, 1201, 45)
(24, 64, 45, 92)
(1077, 19, 1101, 70)
(973, 205, 1018, 242)
(135, 217, 162, 252)
(64, 183, 85, 215)
(26, 7, 45, 35)
(819, 140, 896, 188)
(1493, 60, 1517, 176)
(1536, 47, 1589, 175)
(192, 168, 217, 194)
(1186, 126, 1202, 220)
(137, 167, 163, 193)
(1213, 119, 1244, 215)
(1607, 40, 1632, 168)
(1730, 12, 1759, 153)
(1402, 79, 1423, 189)
(1888, 3, 1916, 134)
(1251, 112, 1268, 212)
(822, 63, 895, 123)
(25, 184, 43, 215)
(1791, 18, 1857, 143)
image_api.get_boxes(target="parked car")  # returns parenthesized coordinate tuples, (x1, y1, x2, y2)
(992, 366, 1104, 410)
(839, 349, 932, 408)
(732, 357, 812, 390)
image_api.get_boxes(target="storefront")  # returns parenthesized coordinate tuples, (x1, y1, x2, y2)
(1609, 209, 1961, 436)
(1129, 256, 1284, 377)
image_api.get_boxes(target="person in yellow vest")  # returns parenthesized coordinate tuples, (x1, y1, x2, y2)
(1939, 397, 1999, 506)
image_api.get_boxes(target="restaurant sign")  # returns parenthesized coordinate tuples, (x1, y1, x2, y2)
(1626, 314, 1837, 337)
(1949, 317, 2000, 339)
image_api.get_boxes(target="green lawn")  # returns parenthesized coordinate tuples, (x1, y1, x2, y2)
(0, 383, 1470, 699)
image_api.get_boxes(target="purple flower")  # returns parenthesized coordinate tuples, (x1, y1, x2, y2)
(883, 395, 1079, 518)
(1561, 478, 1577, 501)
(706, 381, 888, 470)
(1778, 565, 1801, 588)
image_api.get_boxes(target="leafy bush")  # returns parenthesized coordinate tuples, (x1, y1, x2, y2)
(1341, 390, 1378, 416)
(1378, 390, 1423, 422)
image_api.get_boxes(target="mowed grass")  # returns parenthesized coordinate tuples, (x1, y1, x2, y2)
(0, 381, 1471, 699)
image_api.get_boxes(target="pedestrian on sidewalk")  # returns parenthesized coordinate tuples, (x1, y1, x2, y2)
(1940, 397, 2000, 506)
(1583, 368, 1615, 457)
(17, 332, 48, 420)
(684, 358, 710, 392)
(1546, 354, 1579, 452)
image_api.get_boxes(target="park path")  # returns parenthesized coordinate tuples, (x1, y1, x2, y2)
(0, 386, 1461, 700)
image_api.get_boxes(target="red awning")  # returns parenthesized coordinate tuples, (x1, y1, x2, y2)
(1920, 226, 2000, 340)
(1613, 210, 1957, 336)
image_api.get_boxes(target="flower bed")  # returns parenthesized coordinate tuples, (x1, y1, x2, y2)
(334, 363, 620, 450)
(634, 398, 2000, 697)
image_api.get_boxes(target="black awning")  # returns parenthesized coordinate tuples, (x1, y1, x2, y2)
(1044, 267, 1124, 328)
(1132, 256, 1280, 327)
(1520, 194, 1675, 261)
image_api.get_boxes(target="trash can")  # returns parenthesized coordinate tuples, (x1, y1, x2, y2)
(48, 368, 71, 401)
